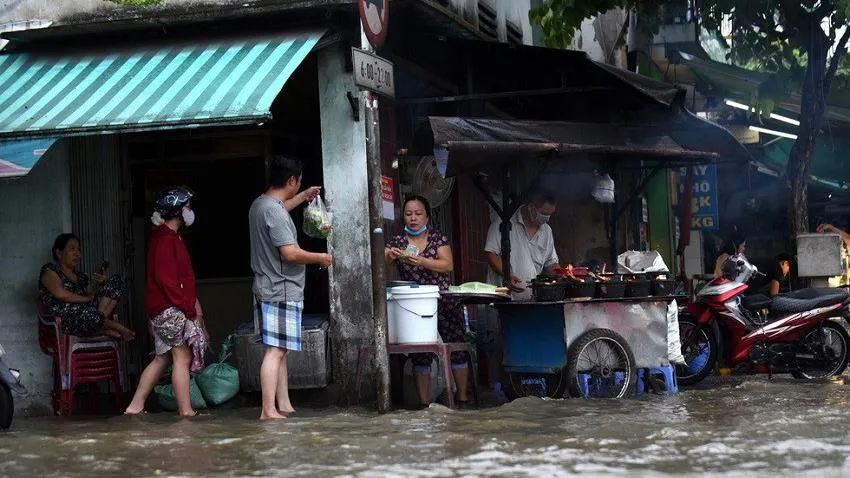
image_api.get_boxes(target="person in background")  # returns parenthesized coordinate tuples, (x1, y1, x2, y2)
(713, 233, 746, 279)
(124, 186, 207, 417)
(249, 156, 331, 421)
(385, 195, 470, 409)
(485, 191, 559, 300)
(817, 223, 850, 247)
(39, 234, 134, 341)
(768, 253, 793, 296)
(816, 223, 850, 286)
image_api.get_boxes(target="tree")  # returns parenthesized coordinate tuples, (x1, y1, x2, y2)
(531, 0, 850, 240)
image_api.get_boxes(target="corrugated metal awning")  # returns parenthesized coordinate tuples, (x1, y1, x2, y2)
(0, 30, 323, 139)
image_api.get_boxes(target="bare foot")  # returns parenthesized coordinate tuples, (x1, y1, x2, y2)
(277, 404, 296, 415)
(123, 407, 145, 415)
(179, 410, 198, 418)
(260, 410, 287, 420)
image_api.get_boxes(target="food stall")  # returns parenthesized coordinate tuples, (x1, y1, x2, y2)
(421, 116, 725, 399)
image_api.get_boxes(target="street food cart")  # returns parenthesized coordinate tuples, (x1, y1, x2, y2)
(423, 116, 727, 399)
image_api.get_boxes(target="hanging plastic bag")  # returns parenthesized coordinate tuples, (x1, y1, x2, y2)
(667, 299, 686, 365)
(303, 195, 332, 239)
(196, 335, 240, 406)
(591, 173, 615, 204)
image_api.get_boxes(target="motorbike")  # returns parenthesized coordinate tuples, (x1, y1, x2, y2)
(676, 253, 850, 385)
(0, 342, 25, 430)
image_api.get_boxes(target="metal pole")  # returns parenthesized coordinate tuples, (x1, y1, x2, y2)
(364, 92, 391, 413)
(500, 167, 513, 287)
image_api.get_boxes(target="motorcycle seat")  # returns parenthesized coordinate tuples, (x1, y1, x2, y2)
(769, 288, 850, 314)
(742, 294, 773, 310)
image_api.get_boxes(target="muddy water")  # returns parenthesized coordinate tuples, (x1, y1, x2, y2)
(3, 377, 850, 477)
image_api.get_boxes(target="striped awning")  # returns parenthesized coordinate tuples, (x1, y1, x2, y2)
(0, 30, 323, 139)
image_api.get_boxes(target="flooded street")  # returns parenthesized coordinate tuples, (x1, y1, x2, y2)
(3, 376, 850, 477)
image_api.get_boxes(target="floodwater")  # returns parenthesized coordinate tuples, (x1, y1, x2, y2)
(3, 376, 850, 477)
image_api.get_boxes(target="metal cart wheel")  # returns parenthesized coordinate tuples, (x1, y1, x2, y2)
(566, 328, 636, 399)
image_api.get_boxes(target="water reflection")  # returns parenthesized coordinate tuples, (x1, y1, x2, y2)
(1, 376, 850, 477)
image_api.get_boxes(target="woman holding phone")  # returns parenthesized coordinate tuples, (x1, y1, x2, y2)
(39, 234, 134, 340)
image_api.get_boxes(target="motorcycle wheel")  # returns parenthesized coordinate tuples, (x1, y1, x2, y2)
(566, 329, 636, 399)
(792, 320, 850, 380)
(0, 382, 13, 431)
(676, 315, 717, 386)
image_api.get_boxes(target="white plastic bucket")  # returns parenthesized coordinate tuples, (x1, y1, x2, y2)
(390, 285, 440, 344)
(386, 289, 398, 344)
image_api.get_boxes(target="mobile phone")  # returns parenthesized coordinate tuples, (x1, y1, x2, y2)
(99, 261, 110, 275)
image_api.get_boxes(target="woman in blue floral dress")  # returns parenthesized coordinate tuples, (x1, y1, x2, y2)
(385, 195, 470, 408)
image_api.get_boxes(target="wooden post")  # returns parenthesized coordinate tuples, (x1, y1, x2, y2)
(365, 93, 391, 413)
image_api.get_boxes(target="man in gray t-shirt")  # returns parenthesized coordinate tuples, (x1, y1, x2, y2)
(248, 156, 332, 421)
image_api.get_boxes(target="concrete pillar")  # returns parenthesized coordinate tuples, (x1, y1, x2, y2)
(317, 44, 373, 403)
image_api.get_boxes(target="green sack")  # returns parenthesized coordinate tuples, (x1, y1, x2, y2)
(195, 335, 240, 406)
(154, 377, 207, 411)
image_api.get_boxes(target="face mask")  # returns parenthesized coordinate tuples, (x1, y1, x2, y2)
(405, 225, 427, 237)
(182, 208, 195, 227)
(536, 213, 551, 225)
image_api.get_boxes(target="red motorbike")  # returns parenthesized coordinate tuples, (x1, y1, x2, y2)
(676, 253, 850, 385)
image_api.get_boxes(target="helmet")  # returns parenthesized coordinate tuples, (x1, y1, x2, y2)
(153, 186, 194, 218)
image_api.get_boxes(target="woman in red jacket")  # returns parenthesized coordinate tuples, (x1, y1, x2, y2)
(125, 186, 207, 417)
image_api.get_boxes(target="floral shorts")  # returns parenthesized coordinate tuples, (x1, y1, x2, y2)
(150, 307, 207, 373)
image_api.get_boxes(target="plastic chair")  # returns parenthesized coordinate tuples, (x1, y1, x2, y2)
(48, 314, 123, 416)
(635, 365, 679, 395)
(355, 342, 480, 408)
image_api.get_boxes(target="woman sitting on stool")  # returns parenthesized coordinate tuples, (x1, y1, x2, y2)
(39, 233, 134, 341)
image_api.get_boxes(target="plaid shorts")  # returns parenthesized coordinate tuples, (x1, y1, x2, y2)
(255, 300, 303, 351)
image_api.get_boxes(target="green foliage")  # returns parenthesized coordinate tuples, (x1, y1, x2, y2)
(530, 1, 850, 117)
(105, 0, 165, 7)
(529, 0, 669, 49)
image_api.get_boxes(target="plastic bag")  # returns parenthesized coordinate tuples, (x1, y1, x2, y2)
(154, 377, 207, 411)
(667, 299, 686, 365)
(591, 173, 615, 203)
(448, 282, 498, 294)
(196, 335, 240, 406)
(303, 196, 332, 239)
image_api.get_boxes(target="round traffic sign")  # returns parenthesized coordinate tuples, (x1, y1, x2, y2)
(359, 0, 389, 49)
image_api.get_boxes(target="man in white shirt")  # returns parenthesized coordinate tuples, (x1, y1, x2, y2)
(485, 192, 559, 300)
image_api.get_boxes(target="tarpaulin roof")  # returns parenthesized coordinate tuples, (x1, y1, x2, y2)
(426, 116, 724, 176)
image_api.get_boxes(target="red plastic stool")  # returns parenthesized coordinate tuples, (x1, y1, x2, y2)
(53, 316, 123, 416)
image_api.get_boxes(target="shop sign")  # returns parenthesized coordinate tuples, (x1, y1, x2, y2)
(352, 48, 395, 98)
(381, 175, 395, 220)
(678, 162, 719, 231)
(358, 0, 389, 49)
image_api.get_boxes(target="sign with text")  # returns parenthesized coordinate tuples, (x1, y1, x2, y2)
(678, 162, 719, 231)
(381, 175, 395, 220)
(352, 48, 395, 98)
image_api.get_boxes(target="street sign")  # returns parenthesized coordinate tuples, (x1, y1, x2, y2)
(381, 175, 395, 220)
(358, 0, 389, 49)
(352, 48, 395, 98)
(678, 162, 719, 231)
